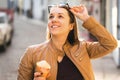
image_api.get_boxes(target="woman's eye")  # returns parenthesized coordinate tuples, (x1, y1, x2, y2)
(49, 15, 64, 19)
(49, 15, 54, 19)
(58, 15, 63, 18)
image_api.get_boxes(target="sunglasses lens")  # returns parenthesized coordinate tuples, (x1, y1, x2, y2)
(59, 3, 70, 9)
(48, 3, 70, 13)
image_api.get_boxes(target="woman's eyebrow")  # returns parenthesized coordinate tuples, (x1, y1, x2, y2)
(50, 13, 65, 16)
(58, 13, 65, 15)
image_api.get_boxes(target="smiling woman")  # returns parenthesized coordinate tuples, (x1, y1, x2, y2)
(17, 2, 117, 80)
(47, 7, 77, 45)
(47, 3, 78, 46)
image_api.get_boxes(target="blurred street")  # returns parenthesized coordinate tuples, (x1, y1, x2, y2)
(0, 13, 119, 80)
(0, 13, 47, 80)
(92, 54, 120, 80)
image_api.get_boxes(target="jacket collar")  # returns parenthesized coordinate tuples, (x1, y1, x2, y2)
(48, 39, 80, 57)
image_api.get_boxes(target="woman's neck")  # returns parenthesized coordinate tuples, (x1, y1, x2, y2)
(51, 35, 67, 51)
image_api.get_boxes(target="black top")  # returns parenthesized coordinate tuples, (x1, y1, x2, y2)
(57, 55, 84, 80)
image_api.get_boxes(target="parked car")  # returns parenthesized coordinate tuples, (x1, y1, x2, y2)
(0, 8, 14, 24)
(0, 12, 13, 51)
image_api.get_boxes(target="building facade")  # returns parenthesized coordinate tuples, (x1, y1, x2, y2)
(16, 0, 48, 21)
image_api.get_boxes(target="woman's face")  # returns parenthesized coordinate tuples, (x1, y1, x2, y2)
(48, 7, 73, 36)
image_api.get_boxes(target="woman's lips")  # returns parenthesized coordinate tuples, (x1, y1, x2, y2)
(51, 25, 59, 28)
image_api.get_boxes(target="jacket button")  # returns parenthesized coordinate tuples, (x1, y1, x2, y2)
(79, 57, 83, 61)
(75, 53, 80, 57)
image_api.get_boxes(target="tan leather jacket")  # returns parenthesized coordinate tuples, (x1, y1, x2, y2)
(17, 17, 117, 80)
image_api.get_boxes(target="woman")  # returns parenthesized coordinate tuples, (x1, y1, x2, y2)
(17, 3, 117, 80)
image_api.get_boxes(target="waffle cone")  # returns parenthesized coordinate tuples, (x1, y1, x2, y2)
(36, 60, 51, 78)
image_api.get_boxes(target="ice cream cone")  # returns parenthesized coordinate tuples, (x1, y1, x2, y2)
(36, 60, 51, 78)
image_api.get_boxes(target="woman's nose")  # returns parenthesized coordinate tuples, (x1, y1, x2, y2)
(52, 17, 58, 22)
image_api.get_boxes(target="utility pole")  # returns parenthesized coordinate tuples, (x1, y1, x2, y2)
(117, 0, 120, 68)
(117, 0, 120, 39)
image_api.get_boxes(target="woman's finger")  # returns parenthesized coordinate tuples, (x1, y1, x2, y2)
(34, 72, 42, 77)
(70, 6, 84, 13)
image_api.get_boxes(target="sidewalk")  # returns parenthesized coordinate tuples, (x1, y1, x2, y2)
(92, 54, 120, 80)
(16, 13, 47, 27)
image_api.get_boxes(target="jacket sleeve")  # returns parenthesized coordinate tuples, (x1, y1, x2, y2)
(82, 16, 118, 59)
(17, 47, 34, 80)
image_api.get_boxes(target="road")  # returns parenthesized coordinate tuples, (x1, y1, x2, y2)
(0, 14, 47, 80)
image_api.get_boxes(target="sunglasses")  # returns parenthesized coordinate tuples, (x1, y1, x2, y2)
(48, 3, 70, 13)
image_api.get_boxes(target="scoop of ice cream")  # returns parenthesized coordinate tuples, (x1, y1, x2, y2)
(36, 60, 51, 69)
(36, 60, 51, 78)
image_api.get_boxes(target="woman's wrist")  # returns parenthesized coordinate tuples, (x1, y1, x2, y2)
(82, 15, 90, 22)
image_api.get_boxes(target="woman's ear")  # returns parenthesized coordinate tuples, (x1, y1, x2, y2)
(69, 23, 74, 30)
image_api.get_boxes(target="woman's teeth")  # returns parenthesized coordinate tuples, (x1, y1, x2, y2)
(52, 26, 59, 28)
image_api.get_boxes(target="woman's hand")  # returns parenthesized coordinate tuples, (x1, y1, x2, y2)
(34, 72, 46, 80)
(70, 5, 90, 22)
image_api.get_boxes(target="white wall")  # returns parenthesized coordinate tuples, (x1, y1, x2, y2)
(0, 0, 8, 8)
(23, 0, 31, 11)
(23, 0, 31, 16)
(32, 0, 48, 21)
(106, 0, 120, 67)
(32, 0, 42, 19)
